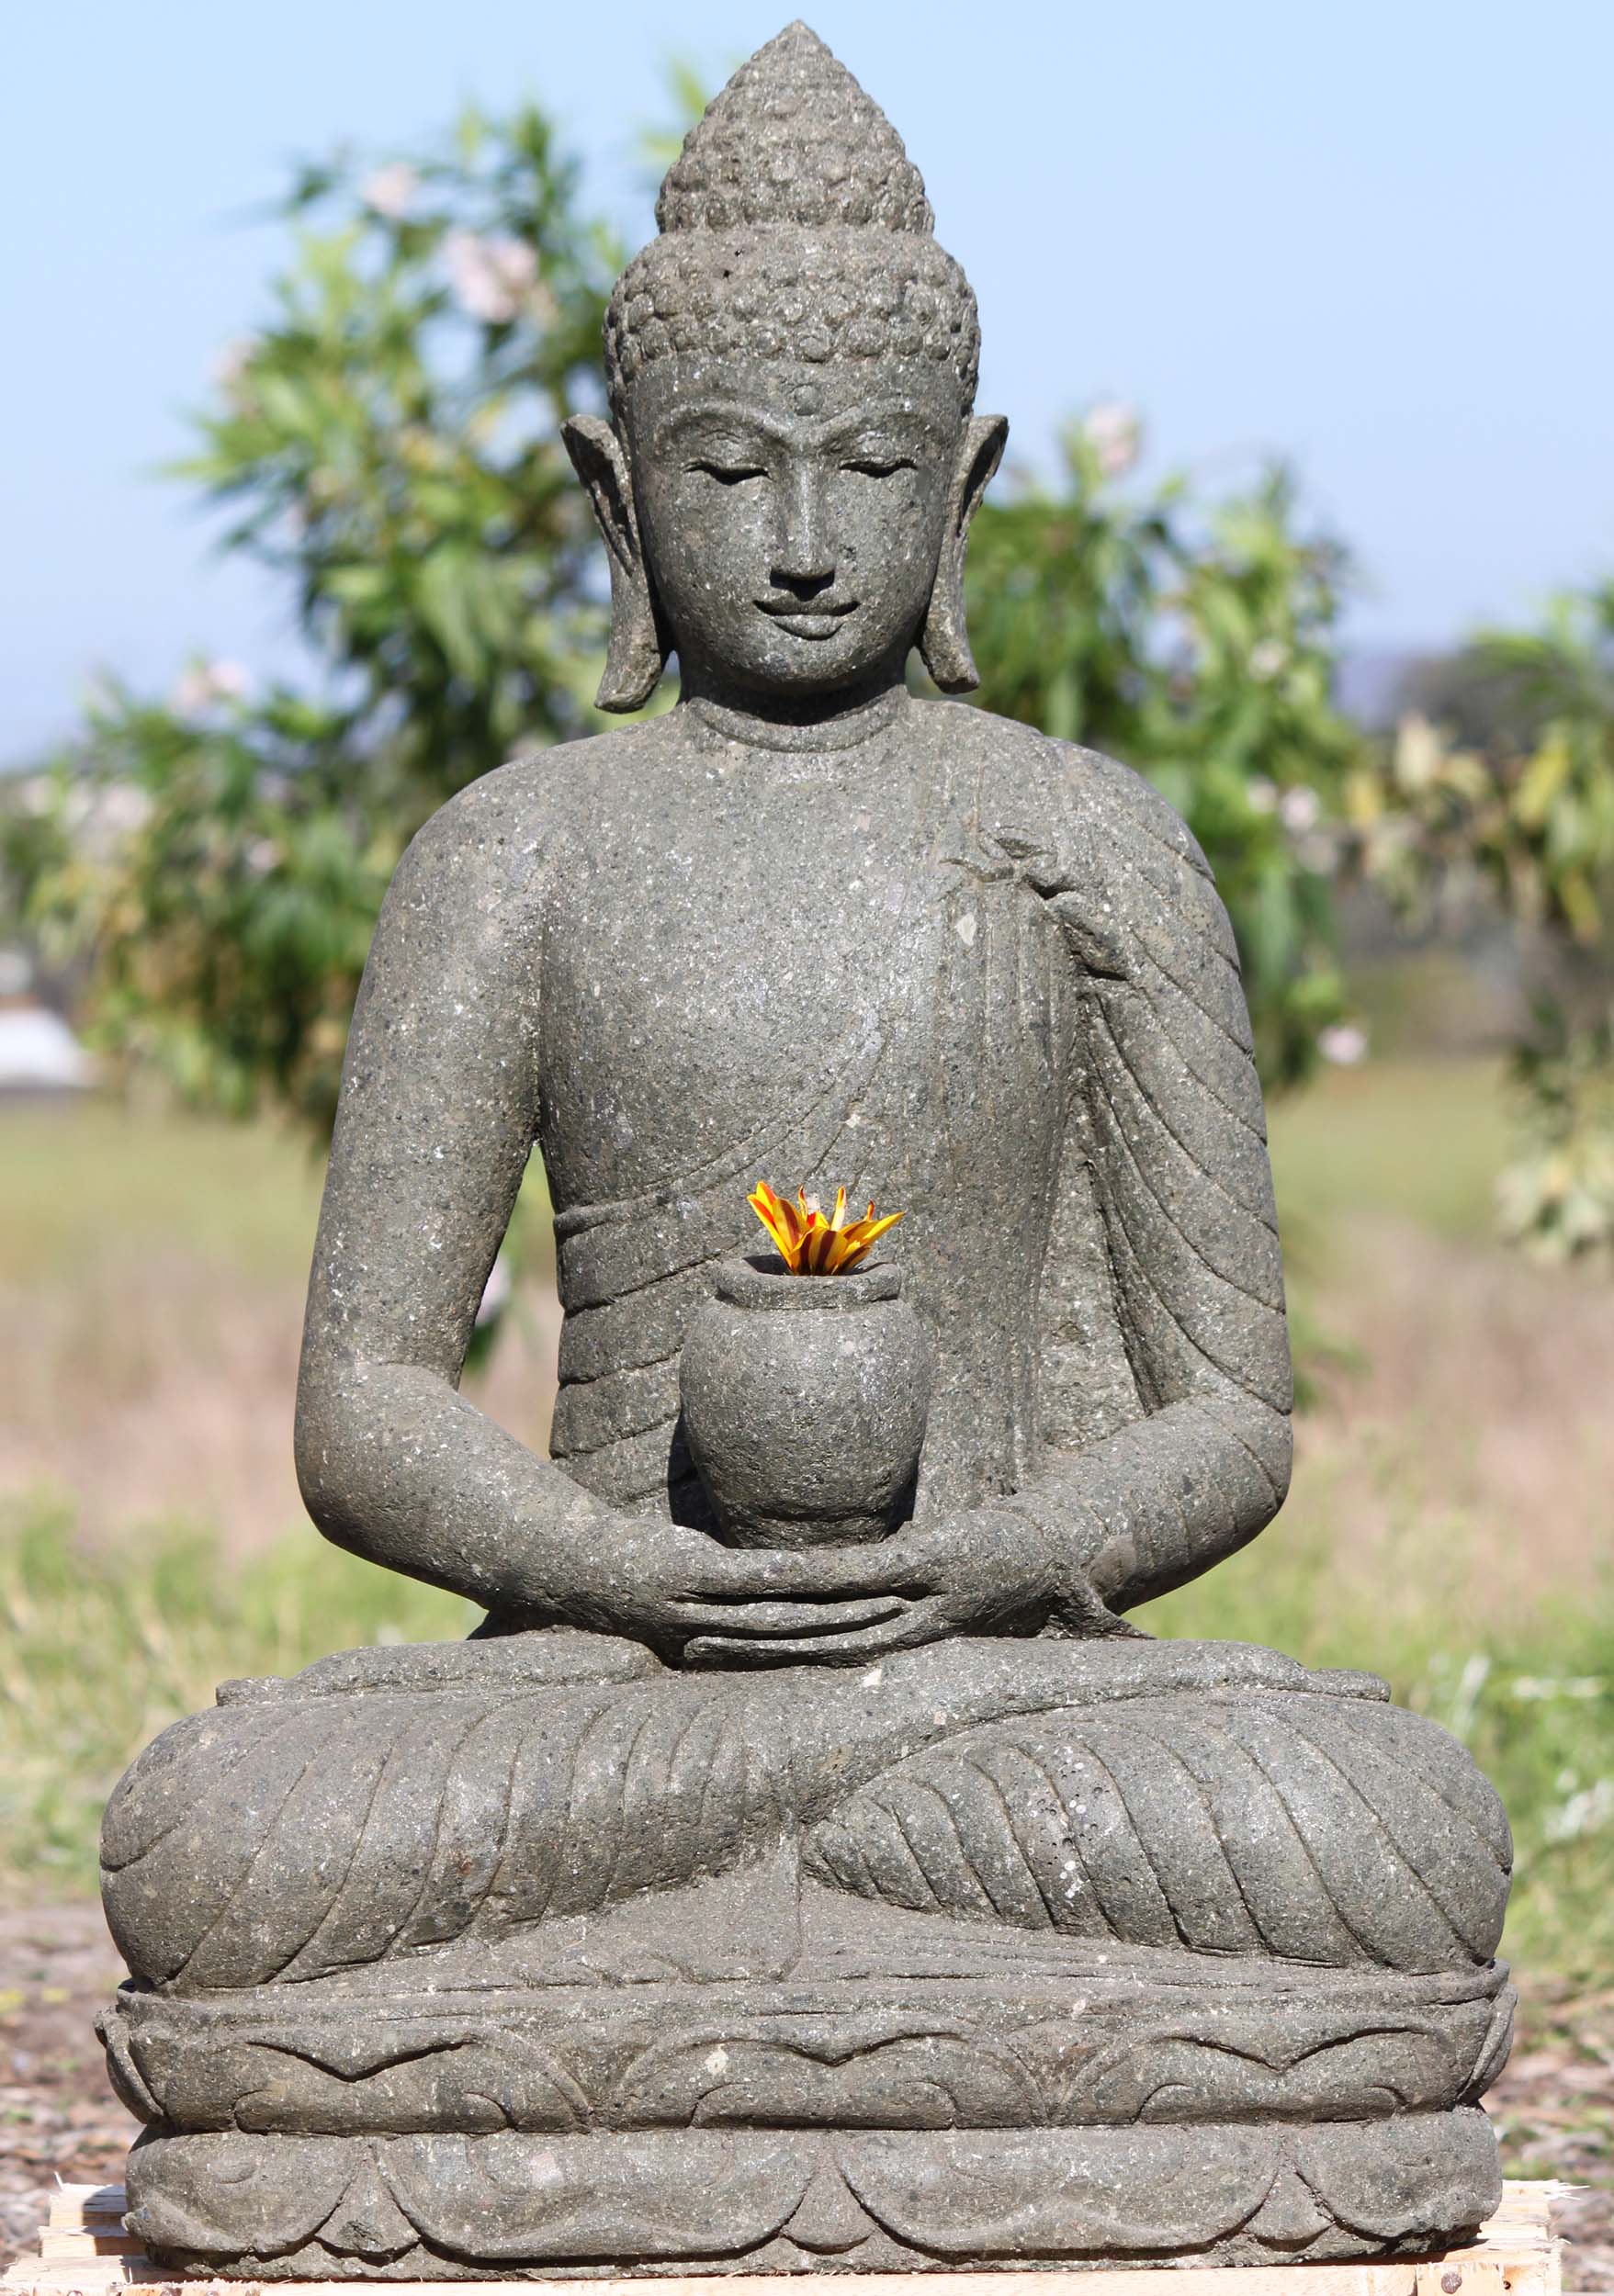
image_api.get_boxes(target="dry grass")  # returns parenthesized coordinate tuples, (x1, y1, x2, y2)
(1160, 1208, 1614, 1646)
(5, 1067, 1605, 1625)
(0, 1097, 561, 1555)
(1286, 1217, 1613, 1626)
(1258, 1056, 1612, 1632)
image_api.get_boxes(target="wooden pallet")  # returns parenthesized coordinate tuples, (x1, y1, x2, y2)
(2, 2182, 1571, 2296)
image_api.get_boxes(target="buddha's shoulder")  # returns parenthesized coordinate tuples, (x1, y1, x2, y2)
(921, 700, 1213, 884)
(400, 719, 676, 872)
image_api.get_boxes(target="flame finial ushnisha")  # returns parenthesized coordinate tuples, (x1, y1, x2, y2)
(654, 20, 933, 235)
(603, 21, 980, 416)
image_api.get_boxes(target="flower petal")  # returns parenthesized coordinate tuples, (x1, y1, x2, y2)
(746, 1183, 903, 1277)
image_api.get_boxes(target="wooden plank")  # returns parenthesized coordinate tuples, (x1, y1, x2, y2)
(10, 2256, 1560, 2290)
(0, 2276, 1537, 2296)
(3, 2182, 1569, 2296)
(45, 2195, 127, 2234)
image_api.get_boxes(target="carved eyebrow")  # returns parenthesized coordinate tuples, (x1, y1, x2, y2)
(833, 422, 929, 459)
(655, 400, 942, 456)
(655, 400, 793, 450)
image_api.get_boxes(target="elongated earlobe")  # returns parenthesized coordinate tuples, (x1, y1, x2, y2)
(562, 415, 669, 712)
(919, 413, 1008, 694)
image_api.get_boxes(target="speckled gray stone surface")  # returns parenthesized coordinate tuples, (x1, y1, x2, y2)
(99, 23, 1514, 2277)
(681, 1254, 931, 1551)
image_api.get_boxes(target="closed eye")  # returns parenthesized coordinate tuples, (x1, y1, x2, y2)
(693, 461, 767, 485)
(843, 457, 914, 478)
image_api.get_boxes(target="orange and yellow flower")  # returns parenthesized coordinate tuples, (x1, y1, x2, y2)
(747, 1181, 904, 1277)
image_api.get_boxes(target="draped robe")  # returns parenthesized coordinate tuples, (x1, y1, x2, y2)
(531, 692, 1290, 1596)
(103, 698, 1508, 2001)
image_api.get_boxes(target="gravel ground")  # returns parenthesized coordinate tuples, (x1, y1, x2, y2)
(2, 1904, 1609, 2283)
(0, 1906, 131, 2271)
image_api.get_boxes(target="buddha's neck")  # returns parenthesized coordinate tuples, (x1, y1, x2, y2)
(677, 670, 909, 755)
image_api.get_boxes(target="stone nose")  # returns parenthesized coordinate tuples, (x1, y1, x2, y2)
(770, 460, 836, 590)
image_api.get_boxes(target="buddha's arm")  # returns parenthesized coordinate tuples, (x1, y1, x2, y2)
(294, 773, 630, 1616)
(1014, 749, 1292, 1617)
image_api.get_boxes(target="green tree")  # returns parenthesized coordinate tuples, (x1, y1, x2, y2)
(965, 420, 1362, 1087)
(28, 107, 625, 1131)
(1349, 583, 1614, 1255)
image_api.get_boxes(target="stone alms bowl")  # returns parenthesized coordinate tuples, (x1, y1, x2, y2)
(680, 1253, 932, 1548)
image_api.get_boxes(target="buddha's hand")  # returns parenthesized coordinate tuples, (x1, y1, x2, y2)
(679, 1504, 1138, 1669)
(536, 1510, 935, 1667)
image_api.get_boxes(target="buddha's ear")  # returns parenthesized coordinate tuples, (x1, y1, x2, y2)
(919, 413, 1008, 695)
(562, 414, 669, 712)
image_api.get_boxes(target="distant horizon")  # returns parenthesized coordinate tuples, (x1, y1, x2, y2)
(6, 0, 1611, 760)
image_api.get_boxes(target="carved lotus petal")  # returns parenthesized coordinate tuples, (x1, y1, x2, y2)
(607, 2023, 1044, 2131)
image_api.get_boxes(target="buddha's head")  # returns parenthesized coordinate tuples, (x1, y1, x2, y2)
(565, 23, 1006, 714)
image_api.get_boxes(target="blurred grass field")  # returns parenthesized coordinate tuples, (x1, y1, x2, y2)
(1, 1062, 1610, 1987)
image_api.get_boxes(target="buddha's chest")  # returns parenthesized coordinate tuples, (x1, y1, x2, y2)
(535, 748, 1067, 1214)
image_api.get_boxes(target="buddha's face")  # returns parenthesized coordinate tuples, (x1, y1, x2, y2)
(624, 357, 970, 703)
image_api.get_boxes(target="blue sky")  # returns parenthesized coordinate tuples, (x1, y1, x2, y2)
(5, 0, 1610, 759)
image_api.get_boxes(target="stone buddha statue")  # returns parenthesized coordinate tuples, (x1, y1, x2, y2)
(98, 25, 1514, 2279)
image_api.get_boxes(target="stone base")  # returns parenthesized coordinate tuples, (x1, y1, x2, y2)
(97, 1931, 1515, 2278)
(121, 2114, 1503, 2278)
(5, 2178, 1570, 2295)
(99, 1946, 1516, 2140)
